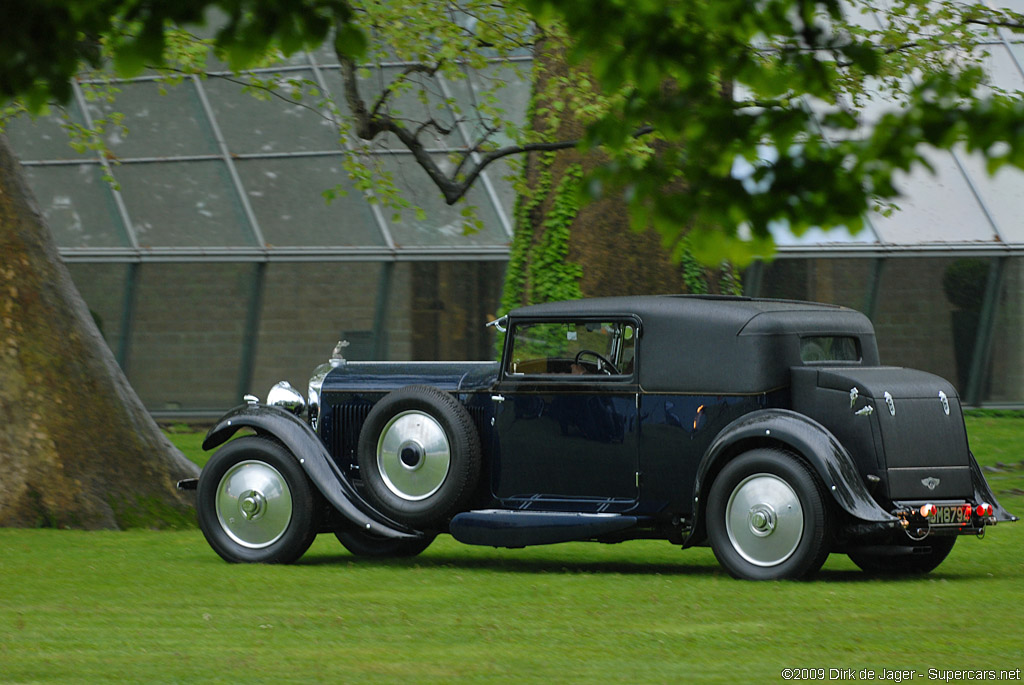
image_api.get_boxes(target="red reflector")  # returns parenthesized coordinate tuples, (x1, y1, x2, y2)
(977, 503, 994, 517)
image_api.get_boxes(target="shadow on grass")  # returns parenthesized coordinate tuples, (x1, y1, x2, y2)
(298, 551, 721, 576)
(295, 550, 1001, 582)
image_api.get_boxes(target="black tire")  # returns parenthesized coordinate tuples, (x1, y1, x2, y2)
(197, 436, 317, 564)
(706, 448, 832, 580)
(334, 527, 436, 558)
(848, 536, 956, 575)
(357, 385, 481, 528)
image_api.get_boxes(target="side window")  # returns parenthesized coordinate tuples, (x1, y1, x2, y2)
(800, 336, 861, 363)
(506, 321, 636, 377)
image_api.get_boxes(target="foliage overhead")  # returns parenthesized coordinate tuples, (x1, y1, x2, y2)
(5, 1, 1024, 264)
(0, 0, 356, 110)
(1, 0, 551, 230)
(520, 0, 1024, 263)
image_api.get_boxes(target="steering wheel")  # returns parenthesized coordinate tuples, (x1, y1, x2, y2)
(574, 349, 619, 375)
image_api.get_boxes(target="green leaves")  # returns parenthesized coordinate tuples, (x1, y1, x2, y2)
(519, 0, 1024, 265)
(0, 0, 359, 110)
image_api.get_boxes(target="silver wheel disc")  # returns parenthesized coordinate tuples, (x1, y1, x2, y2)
(725, 473, 804, 567)
(215, 460, 293, 549)
(376, 410, 451, 501)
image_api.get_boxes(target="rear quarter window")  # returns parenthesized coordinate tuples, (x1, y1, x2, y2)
(800, 336, 860, 363)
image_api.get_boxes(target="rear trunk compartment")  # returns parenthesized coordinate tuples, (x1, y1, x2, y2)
(791, 366, 972, 503)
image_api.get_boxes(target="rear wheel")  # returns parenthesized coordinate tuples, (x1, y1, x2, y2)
(848, 536, 956, 575)
(197, 436, 317, 564)
(334, 528, 436, 558)
(706, 448, 832, 580)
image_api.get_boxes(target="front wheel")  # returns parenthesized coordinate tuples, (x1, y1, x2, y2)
(197, 436, 317, 563)
(706, 448, 832, 580)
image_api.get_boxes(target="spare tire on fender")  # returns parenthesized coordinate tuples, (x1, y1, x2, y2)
(357, 385, 482, 528)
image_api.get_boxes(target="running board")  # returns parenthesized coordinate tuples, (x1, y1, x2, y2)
(449, 510, 638, 548)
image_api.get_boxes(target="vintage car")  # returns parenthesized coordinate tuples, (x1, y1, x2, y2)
(186, 295, 1016, 579)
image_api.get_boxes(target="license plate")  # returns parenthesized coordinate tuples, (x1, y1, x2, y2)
(926, 504, 971, 526)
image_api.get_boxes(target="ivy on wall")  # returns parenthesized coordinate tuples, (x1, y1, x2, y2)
(499, 149, 586, 315)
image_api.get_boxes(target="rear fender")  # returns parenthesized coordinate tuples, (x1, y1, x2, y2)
(969, 451, 1018, 523)
(203, 403, 420, 539)
(685, 409, 897, 547)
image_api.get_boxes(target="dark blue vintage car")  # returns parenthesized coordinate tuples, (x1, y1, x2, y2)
(187, 295, 1015, 579)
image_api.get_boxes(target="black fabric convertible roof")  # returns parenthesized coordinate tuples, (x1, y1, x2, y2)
(508, 295, 879, 393)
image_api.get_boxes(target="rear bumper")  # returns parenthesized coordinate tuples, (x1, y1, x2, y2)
(892, 499, 1012, 539)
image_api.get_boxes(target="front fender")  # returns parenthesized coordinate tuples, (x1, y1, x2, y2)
(685, 409, 897, 547)
(203, 403, 420, 539)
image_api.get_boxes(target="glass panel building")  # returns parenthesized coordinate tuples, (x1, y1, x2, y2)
(5, 53, 527, 414)
(8, 10, 1024, 413)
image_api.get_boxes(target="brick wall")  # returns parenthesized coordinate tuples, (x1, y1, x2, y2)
(126, 262, 254, 410)
(67, 260, 505, 412)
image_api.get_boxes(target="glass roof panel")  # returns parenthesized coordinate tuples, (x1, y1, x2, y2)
(320, 66, 463, 150)
(769, 222, 877, 247)
(4, 102, 91, 161)
(444, 62, 532, 148)
(201, 70, 342, 153)
(88, 80, 218, 158)
(866, 149, 998, 245)
(234, 156, 384, 247)
(115, 160, 254, 247)
(979, 43, 1024, 95)
(378, 154, 508, 247)
(957, 149, 1024, 243)
(21, 164, 128, 247)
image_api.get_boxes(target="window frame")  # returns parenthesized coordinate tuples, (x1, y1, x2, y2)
(798, 334, 863, 365)
(500, 317, 641, 383)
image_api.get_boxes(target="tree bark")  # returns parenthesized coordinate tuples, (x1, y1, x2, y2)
(502, 41, 741, 307)
(503, 40, 689, 307)
(0, 134, 198, 529)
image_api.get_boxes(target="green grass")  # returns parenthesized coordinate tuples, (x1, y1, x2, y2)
(966, 413, 1024, 496)
(0, 422, 1020, 683)
(164, 423, 211, 468)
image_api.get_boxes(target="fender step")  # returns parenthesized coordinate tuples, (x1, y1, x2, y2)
(449, 510, 638, 548)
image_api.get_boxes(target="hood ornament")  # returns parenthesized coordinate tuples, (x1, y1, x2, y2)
(330, 339, 350, 366)
(922, 477, 940, 491)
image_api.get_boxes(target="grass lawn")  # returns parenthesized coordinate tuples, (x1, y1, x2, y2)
(0, 417, 1021, 683)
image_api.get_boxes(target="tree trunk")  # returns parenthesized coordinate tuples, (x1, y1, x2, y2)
(502, 39, 739, 310)
(0, 134, 198, 529)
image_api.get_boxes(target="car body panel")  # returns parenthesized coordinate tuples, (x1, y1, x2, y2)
(203, 403, 420, 539)
(198, 295, 1015, 565)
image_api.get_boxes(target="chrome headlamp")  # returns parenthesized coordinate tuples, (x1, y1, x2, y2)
(267, 380, 306, 415)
